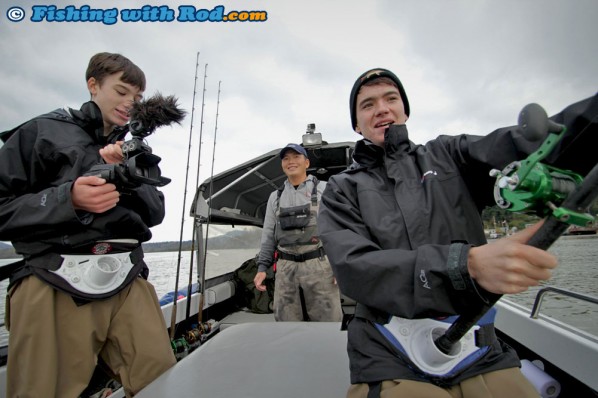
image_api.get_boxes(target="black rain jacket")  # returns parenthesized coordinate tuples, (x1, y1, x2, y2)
(318, 94, 598, 386)
(0, 101, 165, 284)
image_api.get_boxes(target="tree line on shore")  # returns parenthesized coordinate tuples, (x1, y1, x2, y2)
(0, 228, 263, 259)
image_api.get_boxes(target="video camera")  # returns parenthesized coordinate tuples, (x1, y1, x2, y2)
(85, 93, 186, 190)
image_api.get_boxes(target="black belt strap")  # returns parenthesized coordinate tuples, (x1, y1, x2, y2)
(474, 323, 497, 347)
(278, 247, 324, 262)
(0, 259, 25, 282)
(128, 246, 144, 263)
(367, 381, 382, 398)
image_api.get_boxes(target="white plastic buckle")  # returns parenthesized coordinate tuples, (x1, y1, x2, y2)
(52, 252, 135, 295)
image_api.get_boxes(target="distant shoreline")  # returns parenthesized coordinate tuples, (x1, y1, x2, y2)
(2, 233, 596, 260)
(0, 240, 194, 259)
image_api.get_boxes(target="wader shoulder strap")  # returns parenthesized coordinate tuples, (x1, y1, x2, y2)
(276, 177, 320, 204)
(310, 177, 319, 206)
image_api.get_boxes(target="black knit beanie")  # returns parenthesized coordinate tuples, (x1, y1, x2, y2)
(349, 68, 410, 131)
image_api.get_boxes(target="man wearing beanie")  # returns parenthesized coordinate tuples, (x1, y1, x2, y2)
(318, 68, 598, 397)
(254, 143, 342, 322)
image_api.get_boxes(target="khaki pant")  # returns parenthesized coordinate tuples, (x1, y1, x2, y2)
(274, 256, 342, 322)
(6, 275, 176, 398)
(347, 368, 540, 398)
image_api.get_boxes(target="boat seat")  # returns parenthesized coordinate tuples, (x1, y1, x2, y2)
(137, 322, 350, 398)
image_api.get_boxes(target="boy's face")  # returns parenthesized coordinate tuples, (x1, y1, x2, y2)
(87, 71, 144, 130)
(355, 82, 408, 146)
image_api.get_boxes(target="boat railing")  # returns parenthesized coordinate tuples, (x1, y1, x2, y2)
(530, 286, 598, 319)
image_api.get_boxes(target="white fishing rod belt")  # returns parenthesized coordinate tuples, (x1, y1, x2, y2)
(375, 314, 493, 379)
(51, 251, 136, 295)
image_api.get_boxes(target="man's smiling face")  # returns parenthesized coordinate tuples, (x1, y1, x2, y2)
(281, 150, 309, 181)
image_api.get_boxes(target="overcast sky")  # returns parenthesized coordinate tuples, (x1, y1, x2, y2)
(1, 0, 596, 243)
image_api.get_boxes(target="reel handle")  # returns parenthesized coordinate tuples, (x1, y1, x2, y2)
(518, 103, 563, 141)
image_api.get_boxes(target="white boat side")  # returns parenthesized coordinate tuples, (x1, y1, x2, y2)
(495, 297, 598, 392)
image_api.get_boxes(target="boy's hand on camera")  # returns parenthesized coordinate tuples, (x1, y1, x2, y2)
(99, 141, 124, 164)
(71, 176, 120, 213)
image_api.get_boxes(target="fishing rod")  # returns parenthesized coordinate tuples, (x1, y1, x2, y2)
(434, 103, 598, 356)
(169, 51, 200, 340)
(197, 80, 222, 325)
(184, 63, 209, 322)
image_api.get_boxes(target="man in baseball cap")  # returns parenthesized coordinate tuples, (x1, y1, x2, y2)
(254, 141, 342, 323)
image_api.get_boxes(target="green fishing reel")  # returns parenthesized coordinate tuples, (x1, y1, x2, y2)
(490, 103, 594, 227)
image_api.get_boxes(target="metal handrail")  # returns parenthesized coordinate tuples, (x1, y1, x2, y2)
(530, 286, 598, 319)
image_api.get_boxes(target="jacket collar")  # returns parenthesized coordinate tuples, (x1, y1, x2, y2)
(353, 124, 414, 167)
(67, 101, 127, 144)
(65, 101, 103, 142)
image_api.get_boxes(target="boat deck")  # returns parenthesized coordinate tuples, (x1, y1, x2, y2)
(137, 320, 350, 398)
(219, 309, 275, 328)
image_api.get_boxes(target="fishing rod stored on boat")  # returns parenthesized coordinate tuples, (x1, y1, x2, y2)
(433, 103, 598, 358)
(85, 93, 186, 189)
(171, 319, 219, 360)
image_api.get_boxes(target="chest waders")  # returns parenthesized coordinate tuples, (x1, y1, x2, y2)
(275, 178, 323, 255)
